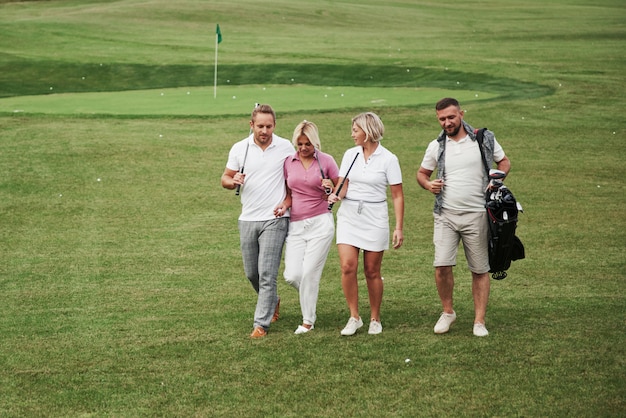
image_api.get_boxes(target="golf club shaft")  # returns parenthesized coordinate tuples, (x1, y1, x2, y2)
(235, 104, 259, 196)
(328, 152, 359, 210)
(315, 150, 332, 195)
(234, 136, 250, 196)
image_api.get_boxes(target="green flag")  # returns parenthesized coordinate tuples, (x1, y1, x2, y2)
(216, 24, 222, 44)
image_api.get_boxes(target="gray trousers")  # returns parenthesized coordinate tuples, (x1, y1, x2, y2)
(238, 217, 289, 330)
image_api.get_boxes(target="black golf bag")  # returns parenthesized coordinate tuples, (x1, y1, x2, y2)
(485, 184, 525, 280)
(475, 127, 525, 280)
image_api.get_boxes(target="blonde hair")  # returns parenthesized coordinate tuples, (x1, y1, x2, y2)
(352, 112, 384, 143)
(292, 120, 322, 150)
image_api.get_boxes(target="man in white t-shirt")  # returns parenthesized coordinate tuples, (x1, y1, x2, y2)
(417, 98, 510, 337)
(221, 104, 294, 338)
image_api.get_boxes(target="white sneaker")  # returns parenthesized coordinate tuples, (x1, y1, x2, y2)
(473, 323, 489, 337)
(434, 311, 457, 334)
(294, 325, 313, 334)
(340, 317, 363, 336)
(368, 320, 382, 335)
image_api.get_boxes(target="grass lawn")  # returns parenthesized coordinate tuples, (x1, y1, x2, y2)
(0, 0, 624, 416)
(0, 85, 496, 116)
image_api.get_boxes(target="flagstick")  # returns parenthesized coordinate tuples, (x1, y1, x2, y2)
(213, 33, 219, 99)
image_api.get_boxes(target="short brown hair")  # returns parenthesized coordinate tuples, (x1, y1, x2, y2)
(251, 104, 276, 123)
(435, 97, 460, 111)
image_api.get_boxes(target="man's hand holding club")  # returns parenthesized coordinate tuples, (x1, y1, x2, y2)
(232, 171, 246, 189)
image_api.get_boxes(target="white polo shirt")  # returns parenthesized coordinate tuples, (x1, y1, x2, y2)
(227, 134, 294, 221)
(421, 135, 505, 212)
(340, 144, 402, 202)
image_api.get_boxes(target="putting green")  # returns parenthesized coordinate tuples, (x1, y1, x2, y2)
(0, 85, 495, 116)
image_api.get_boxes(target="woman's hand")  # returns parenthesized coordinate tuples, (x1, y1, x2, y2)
(392, 229, 404, 249)
(327, 193, 340, 205)
(321, 178, 334, 195)
(274, 204, 288, 218)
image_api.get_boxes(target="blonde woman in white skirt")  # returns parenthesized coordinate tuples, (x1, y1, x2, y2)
(327, 112, 404, 336)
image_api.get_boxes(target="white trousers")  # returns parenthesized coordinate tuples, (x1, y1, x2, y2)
(283, 212, 335, 326)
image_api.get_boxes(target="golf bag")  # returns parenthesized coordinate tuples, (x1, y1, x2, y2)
(476, 128, 525, 280)
(485, 183, 525, 280)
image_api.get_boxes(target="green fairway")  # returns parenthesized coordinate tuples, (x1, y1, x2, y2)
(0, 86, 496, 115)
(0, 0, 624, 417)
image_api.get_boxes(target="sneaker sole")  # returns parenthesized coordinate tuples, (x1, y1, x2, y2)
(434, 316, 456, 334)
(340, 324, 363, 336)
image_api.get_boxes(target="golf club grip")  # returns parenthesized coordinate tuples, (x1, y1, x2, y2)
(328, 152, 359, 210)
(327, 181, 345, 210)
(234, 168, 244, 196)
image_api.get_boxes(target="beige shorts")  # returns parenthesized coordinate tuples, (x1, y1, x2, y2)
(433, 209, 489, 274)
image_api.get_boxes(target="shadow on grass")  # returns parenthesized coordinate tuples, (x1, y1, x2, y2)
(1, 60, 554, 101)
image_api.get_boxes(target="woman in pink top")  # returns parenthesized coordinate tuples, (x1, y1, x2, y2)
(275, 120, 339, 334)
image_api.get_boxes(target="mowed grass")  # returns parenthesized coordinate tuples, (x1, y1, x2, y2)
(0, 0, 625, 417)
(0, 86, 496, 116)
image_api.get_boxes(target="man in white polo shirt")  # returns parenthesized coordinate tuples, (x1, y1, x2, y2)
(417, 98, 510, 337)
(221, 104, 294, 338)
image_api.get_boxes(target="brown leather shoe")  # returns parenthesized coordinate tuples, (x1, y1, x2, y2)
(271, 298, 280, 323)
(250, 326, 267, 339)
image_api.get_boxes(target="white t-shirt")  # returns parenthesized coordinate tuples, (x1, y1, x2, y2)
(226, 134, 294, 221)
(421, 135, 505, 212)
(340, 144, 402, 202)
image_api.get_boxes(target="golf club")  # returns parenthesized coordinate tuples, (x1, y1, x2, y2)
(486, 169, 509, 209)
(488, 168, 507, 191)
(328, 152, 359, 210)
(489, 168, 507, 180)
(235, 103, 259, 196)
(315, 150, 332, 195)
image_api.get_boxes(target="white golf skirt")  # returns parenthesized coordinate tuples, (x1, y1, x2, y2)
(336, 199, 389, 252)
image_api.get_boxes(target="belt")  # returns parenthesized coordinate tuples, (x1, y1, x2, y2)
(344, 198, 387, 204)
(344, 198, 387, 214)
